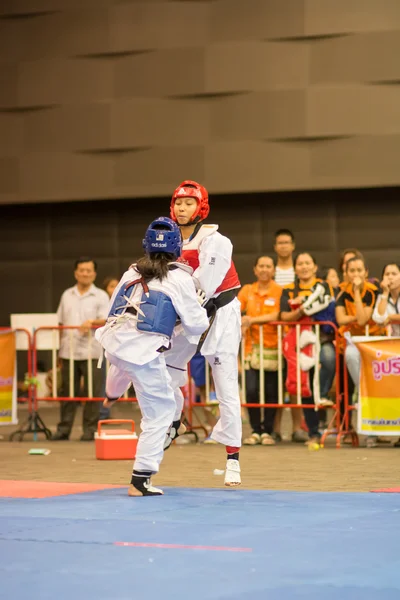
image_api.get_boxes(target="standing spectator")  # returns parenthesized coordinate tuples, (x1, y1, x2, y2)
(51, 257, 109, 441)
(273, 229, 305, 442)
(280, 252, 336, 448)
(102, 276, 119, 299)
(335, 256, 384, 446)
(274, 229, 296, 287)
(189, 351, 219, 443)
(239, 256, 282, 446)
(373, 263, 400, 336)
(99, 275, 120, 421)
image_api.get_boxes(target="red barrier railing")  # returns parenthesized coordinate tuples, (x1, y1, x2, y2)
(3, 327, 38, 441)
(10, 322, 360, 447)
(32, 325, 137, 403)
(185, 320, 358, 448)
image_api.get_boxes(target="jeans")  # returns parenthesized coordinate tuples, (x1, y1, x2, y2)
(301, 367, 320, 438)
(319, 342, 336, 398)
(245, 368, 278, 435)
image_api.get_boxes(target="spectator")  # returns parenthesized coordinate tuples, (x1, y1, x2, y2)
(239, 255, 282, 446)
(99, 275, 120, 421)
(373, 263, 400, 336)
(335, 256, 384, 446)
(274, 229, 296, 287)
(102, 276, 119, 298)
(338, 248, 364, 285)
(273, 229, 305, 442)
(51, 257, 109, 441)
(280, 252, 336, 448)
(373, 263, 400, 447)
(319, 266, 340, 297)
(189, 351, 218, 443)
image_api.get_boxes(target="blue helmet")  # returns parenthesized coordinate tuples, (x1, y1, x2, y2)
(142, 216, 182, 258)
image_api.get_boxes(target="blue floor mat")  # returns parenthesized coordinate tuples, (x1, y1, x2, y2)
(0, 488, 399, 600)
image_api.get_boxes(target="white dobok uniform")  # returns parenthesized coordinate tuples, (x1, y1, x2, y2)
(166, 224, 242, 448)
(95, 263, 209, 474)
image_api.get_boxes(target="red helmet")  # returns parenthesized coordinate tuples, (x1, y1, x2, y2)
(170, 180, 210, 223)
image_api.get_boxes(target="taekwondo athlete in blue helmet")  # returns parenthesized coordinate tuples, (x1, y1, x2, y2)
(95, 217, 209, 497)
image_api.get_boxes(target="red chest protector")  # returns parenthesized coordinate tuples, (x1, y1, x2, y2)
(181, 224, 240, 295)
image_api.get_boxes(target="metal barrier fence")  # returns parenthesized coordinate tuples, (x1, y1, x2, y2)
(10, 322, 360, 447)
(11, 325, 137, 441)
(3, 327, 35, 441)
(187, 320, 359, 448)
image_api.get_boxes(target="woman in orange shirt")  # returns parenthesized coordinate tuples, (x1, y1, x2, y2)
(238, 256, 282, 446)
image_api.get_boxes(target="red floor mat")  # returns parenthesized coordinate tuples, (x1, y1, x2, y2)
(0, 480, 125, 498)
(370, 487, 400, 493)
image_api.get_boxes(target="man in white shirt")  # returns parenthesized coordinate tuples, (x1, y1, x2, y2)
(52, 257, 109, 441)
(274, 229, 296, 287)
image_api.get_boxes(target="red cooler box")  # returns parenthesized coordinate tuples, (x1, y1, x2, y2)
(95, 419, 138, 460)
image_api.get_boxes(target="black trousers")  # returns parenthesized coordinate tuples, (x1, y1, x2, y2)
(301, 368, 320, 439)
(245, 368, 278, 435)
(56, 359, 102, 437)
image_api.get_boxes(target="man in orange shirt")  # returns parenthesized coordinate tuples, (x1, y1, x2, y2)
(239, 255, 282, 445)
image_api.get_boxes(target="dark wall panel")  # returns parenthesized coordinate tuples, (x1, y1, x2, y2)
(1, 187, 399, 325)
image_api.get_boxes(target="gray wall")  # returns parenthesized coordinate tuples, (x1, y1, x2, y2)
(1, 186, 399, 326)
(1, 0, 400, 204)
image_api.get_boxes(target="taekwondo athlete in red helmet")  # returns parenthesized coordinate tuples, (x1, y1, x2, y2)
(165, 180, 242, 487)
(96, 217, 209, 497)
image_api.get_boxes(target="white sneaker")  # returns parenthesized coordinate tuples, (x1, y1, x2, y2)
(224, 459, 241, 487)
(318, 397, 334, 407)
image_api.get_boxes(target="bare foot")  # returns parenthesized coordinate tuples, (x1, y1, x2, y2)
(127, 482, 164, 497)
(128, 484, 143, 497)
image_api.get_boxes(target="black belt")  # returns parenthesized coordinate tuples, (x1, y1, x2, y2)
(197, 288, 239, 352)
(204, 288, 239, 318)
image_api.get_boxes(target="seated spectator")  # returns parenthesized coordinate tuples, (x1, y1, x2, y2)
(335, 256, 385, 447)
(280, 253, 336, 448)
(372, 263, 400, 336)
(239, 256, 282, 446)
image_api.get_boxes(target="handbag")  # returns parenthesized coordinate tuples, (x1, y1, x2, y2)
(249, 346, 279, 371)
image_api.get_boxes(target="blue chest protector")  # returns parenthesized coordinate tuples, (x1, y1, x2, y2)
(107, 277, 177, 339)
(107, 280, 135, 319)
(137, 290, 177, 338)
